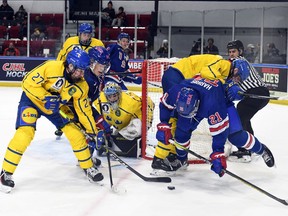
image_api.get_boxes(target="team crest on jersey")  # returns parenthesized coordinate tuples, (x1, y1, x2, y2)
(51, 78, 65, 91)
(20, 106, 38, 125)
(115, 110, 121, 116)
(102, 103, 110, 113)
(68, 87, 77, 96)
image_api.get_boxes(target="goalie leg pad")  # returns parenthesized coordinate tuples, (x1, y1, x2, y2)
(110, 134, 141, 158)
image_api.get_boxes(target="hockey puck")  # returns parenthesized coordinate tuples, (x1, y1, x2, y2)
(167, 186, 175, 190)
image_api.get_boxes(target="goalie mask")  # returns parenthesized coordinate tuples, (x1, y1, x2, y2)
(176, 87, 200, 118)
(103, 82, 122, 110)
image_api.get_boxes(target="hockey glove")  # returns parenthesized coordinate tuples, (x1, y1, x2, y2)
(156, 123, 172, 145)
(44, 95, 61, 113)
(225, 80, 244, 102)
(95, 115, 112, 135)
(96, 130, 105, 149)
(232, 59, 250, 82)
(210, 152, 227, 177)
(86, 134, 96, 155)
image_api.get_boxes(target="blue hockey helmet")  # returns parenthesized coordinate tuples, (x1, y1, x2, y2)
(231, 59, 250, 82)
(176, 87, 200, 118)
(117, 32, 130, 42)
(79, 23, 93, 46)
(66, 48, 90, 70)
(79, 23, 93, 34)
(88, 46, 110, 65)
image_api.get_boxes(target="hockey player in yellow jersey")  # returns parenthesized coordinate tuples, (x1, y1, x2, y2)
(0, 49, 104, 193)
(94, 82, 154, 157)
(161, 54, 233, 92)
(57, 23, 104, 61)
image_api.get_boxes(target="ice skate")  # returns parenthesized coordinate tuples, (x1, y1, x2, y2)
(0, 170, 15, 193)
(228, 148, 252, 163)
(150, 156, 177, 176)
(261, 145, 275, 167)
(83, 166, 104, 183)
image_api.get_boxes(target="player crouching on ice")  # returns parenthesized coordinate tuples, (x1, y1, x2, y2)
(151, 73, 275, 176)
(94, 82, 154, 157)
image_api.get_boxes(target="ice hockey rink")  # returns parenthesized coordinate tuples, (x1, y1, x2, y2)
(0, 86, 287, 216)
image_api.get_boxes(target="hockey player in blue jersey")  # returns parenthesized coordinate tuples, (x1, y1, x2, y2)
(151, 76, 275, 175)
(105, 32, 142, 90)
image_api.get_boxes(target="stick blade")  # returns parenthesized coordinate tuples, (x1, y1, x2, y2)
(144, 176, 172, 183)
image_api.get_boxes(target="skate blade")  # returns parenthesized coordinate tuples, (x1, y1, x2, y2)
(0, 184, 13, 193)
(150, 169, 176, 176)
(56, 136, 62, 140)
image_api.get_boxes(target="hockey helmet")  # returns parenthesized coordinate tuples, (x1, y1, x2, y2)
(117, 32, 130, 42)
(227, 40, 244, 56)
(88, 46, 110, 65)
(66, 48, 90, 70)
(79, 23, 93, 46)
(103, 82, 122, 110)
(176, 87, 200, 118)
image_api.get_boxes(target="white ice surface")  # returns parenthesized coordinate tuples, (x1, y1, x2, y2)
(0, 87, 288, 216)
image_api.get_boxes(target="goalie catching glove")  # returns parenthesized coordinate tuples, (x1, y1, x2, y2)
(156, 123, 172, 145)
(210, 152, 227, 177)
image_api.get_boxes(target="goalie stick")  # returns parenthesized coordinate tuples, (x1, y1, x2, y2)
(238, 92, 288, 100)
(169, 139, 288, 206)
(59, 110, 171, 183)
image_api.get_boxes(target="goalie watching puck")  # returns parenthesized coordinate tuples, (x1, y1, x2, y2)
(167, 186, 175, 190)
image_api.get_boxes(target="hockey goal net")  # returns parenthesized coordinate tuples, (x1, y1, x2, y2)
(141, 58, 231, 164)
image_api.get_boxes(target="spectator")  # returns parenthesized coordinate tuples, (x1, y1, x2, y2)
(205, 38, 219, 55)
(0, 0, 14, 20)
(189, 38, 206, 56)
(244, 43, 258, 63)
(263, 42, 284, 64)
(112, 6, 126, 27)
(94, 1, 115, 27)
(31, 27, 45, 41)
(156, 39, 173, 58)
(14, 5, 27, 22)
(3, 42, 20, 56)
(30, 15, 46, 40)
(19, 18, 28, 40)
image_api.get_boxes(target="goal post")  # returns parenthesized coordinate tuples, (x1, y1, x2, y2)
(140, 58, 232, 164)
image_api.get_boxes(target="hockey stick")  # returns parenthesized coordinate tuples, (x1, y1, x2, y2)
(169, 139, 288, 206)
(59, 110, 171, 183)
(105, 70, 142, 76)
(97, 98, 114, 189)
(147, 82, 163, 88)
(238, 92, 288, 100)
